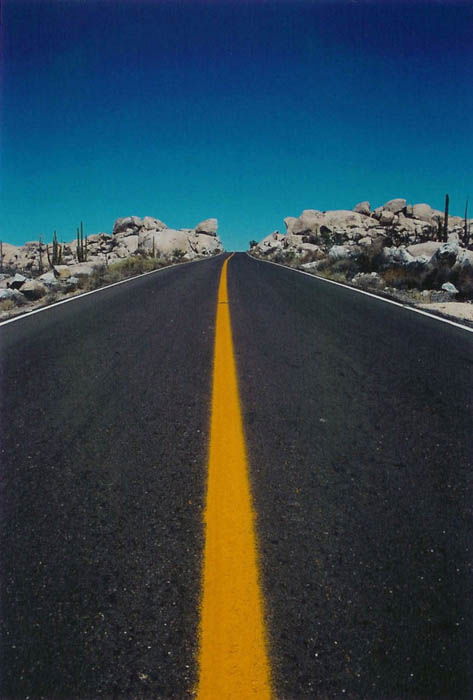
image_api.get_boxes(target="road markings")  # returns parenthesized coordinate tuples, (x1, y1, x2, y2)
(197, 255, 272, 699)
(0, 254, 225, 328)
(249, 254, 473, 334)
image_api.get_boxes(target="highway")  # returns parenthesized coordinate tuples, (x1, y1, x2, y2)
(1, 252, 473, 698)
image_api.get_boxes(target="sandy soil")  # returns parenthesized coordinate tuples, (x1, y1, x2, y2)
(418, 301, 473, 323)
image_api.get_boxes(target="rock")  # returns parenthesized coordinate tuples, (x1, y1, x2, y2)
(383, 198, 407, 214)
(284, 217, 298, 235)
(405, 204, 414, 217)
(352, 272, 384, 290)
(195, 218, 218, 236)
(407, 241, 442, 258)
(0, 288, 26, 305)
(353, 201, 371, 215)
(431, 242, 458, 268)
(112, 216, 142, 235)
(358, 236, 373, 247)
(441, 282, 459, 295)
(379, 210, 395, 225)
(65, 276, 80, 289)
(56, 263, 94, 278)
(20, 279, 47, 300)
(300, 261, 321, 271)
(328, 245, 358, 261)
(291, 210, 324, 236)
(8, 273, 28, 289)
(372, 206, 384, 220)
(381, 247, 414, 265)
(39, 271, 58, 284)
(322, 210, 363, 230)
(119, 235, 140, 255)
(413, 203, 435, 223)
(142, 216, 167, 231)
(53, 265, 72, 279)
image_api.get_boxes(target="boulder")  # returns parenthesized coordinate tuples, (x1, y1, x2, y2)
(412, 203, 435, 223)
(284, 217, 298, 235)
(291, 210, 324, 236)
(62, 263, 95, 277)
(0, 288, 26, 305)
(407, 241, 442, 258)
(353, 201, 371, 215)
(8, 273, 28, 289)
(381, 247, 414, 266)
(328, 245, 358, 261)
(112, 216, 142, 235)
(379, 210, 395, 225)
(322, 210, 363, 230)
(195, 218, 218, 236)
(352, 272, 384, 290)
(430, 242, 458, 268)
(372, 206, 384, 220)
(20, 279, 47, 300)
(441, 282, 459, 295)
(38, 271, 56, 284)
(383, 198, 407, 214)
(119, 235, 140, 255)
(142, 216, 167, 231)
(65, 276, 80, 289)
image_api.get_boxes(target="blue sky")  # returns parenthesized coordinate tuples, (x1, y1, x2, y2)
(2, 0, 473, 250)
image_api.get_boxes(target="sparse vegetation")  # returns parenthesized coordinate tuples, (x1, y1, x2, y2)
(79, 255, 169, 291)
(47, 231, 63, 266)
(76, 221, 88, 262)
(0, 299, 16, 312)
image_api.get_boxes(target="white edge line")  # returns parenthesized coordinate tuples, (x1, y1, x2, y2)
(246, 253, 473, 335)
(0, 253, 226, 328)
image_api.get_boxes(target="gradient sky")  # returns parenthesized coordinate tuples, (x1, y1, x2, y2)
(2, 0, 473, 250)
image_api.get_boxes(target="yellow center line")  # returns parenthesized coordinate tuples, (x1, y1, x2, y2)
(197, 254, 272, 699)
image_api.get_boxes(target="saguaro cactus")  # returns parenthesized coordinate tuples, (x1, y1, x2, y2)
(76, 221, 88, 262)
(443, 193, 450, 242)
(47, 231, 63, 266)
(38, 236, 44, 274)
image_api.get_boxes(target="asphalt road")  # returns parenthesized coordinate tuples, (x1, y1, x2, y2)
(1, 253, 473, 698)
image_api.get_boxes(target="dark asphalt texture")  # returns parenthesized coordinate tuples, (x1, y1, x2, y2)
(230, 255, 473, 699)
(1, 252, 473, 699)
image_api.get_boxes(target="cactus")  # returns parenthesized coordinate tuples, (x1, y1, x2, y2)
(463, 199, 470, 248)
(47, 231, 63, 266)
(0, 240, 3, 273)
(38, 236, 44, 274)
(443, 193, 449, 242)
(76, 221, 88, 262)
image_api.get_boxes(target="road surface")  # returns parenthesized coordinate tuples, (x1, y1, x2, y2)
(1, 253, 472, 698)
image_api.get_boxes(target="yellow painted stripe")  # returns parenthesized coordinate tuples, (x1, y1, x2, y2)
(197, 255, 272, 699)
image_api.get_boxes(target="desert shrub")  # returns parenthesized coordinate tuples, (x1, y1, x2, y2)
(381, 266, 422, 289)
(0, 299, 16, 312)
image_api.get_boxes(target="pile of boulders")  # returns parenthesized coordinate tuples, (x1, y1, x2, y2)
(0, 215, 223, 313)
(251, 199, 473, 298)
(0, 216, 222, 272)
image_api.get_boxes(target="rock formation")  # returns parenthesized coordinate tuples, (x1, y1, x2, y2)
(251, 199, 473, 298)
(0, 215, 223, 312)
(0, 216, 223, 273)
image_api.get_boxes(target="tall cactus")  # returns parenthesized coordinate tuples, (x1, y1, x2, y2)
(464, 199, 470, 248)
(76, 221, 88, 262)
(47, 231, 63, 266)
(443, 193, 450, 242)
(38, 235, 44, 274)
(0, 240, 3, 273)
